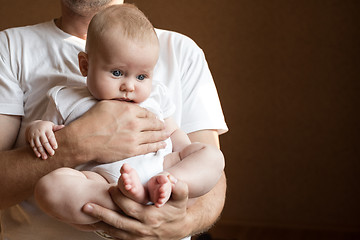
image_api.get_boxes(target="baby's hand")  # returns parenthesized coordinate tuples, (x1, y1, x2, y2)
(26, 120, 65, 160)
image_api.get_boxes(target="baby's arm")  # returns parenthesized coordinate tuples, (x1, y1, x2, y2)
(26, 120, 65, 160)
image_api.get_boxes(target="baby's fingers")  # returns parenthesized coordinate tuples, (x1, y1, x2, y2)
(30, 139, 41, 158)
(53, 124, 65, 132)
(40, 135, 55, 157)
(46, 131, 58, 150)
(35, 137, 49, 160)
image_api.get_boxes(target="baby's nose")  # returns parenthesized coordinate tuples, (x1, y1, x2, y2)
(120, 80, 135, 92)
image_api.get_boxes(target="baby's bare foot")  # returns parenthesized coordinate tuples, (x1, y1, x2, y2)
(118, 163, 147, 204)
(148, 173, 176, 208)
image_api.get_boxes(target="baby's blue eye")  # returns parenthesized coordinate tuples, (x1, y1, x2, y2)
(137, 74, 146, 81)
(112, 70, 123, 77)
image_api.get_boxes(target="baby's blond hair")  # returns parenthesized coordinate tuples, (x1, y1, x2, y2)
(86, 3, 158, 53)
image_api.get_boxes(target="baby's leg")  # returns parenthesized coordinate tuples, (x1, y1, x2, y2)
(163, 143, 225, 198)
(118, 163, 148, 204)
(35, 167, 117, 224)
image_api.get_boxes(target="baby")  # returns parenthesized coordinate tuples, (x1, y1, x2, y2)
(28, 4, 224, 225)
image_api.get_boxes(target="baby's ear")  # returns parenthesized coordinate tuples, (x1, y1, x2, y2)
(78, 52, 89, 77)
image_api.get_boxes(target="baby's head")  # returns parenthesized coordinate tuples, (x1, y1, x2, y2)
(78, 4, 159, 103)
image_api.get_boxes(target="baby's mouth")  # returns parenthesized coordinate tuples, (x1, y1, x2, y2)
(116, 97, 134, 102)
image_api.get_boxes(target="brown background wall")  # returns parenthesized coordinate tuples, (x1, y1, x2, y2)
(1, 0, 359, 238)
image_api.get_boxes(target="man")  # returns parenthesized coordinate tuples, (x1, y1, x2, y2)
(0, 0, 227, 239)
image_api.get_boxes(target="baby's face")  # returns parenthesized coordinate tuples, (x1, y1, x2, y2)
(86, 34, 159, 103)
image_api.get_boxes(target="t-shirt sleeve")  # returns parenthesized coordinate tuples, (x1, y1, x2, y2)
(178, 36, 228, 135)
(0, 31, 24, 115)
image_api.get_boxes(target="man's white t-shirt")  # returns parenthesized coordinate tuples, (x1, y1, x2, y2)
(0, 20, 228, 239)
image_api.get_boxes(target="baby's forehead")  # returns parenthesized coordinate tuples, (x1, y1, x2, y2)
(92, 34, 159, 69)
(96, 24, 158, 43)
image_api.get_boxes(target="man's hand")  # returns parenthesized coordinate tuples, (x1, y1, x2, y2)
(81, 180, 191, 240)
(60, 100, 169, 165)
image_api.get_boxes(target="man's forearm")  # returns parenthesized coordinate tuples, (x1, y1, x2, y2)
(185, 172, 227, 237)
(0, 126, 83, 209)
(0, 148, 71, 209)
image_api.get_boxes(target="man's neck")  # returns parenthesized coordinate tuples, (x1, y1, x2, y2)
(56, 1, 123, 40)
(55, 16, 90, 40)
(56, 2, 96, 40)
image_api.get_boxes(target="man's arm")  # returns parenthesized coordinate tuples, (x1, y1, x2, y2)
(0, 101, 168, 209)
(0, 114, 77, 209)
(82, 129, 227, 239)
(0, 115, 20, 151)
(184, 129, 226, 235)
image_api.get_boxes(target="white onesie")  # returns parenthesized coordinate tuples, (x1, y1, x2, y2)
(43, 83, 175, 185)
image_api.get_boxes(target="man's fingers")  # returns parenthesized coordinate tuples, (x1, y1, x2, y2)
(135, 105, 157, 119)
(108, 186, 147, 221)
(138, 117, 165, 132)
(92, 222, 137, 240)
(139, 129, 169, 144)
(83, 202, 138, 229)
(137, 141, 166, 156)
(82, 204, 129, 238)
(132, 130, 169, 155)
(82, 202, 145, 239)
